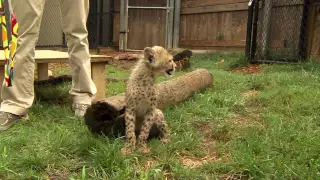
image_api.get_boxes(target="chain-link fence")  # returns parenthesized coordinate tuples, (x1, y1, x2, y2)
(0, 0, 115, 49)
(246, 0, 312, 63)
(0, 0, 66, 48)
(37, 0, 66, 48)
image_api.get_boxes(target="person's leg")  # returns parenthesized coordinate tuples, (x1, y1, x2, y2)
(59, 0, 97, 116)
(0, 0, 46, 131)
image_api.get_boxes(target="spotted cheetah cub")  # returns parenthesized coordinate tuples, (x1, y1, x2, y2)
(121, 46, 176, 154)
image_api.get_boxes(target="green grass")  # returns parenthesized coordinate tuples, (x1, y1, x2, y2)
(1, 52, 320, 179)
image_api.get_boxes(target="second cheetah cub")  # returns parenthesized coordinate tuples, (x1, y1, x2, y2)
(121, 46, 176, 154)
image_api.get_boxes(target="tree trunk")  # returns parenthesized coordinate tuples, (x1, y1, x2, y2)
(84, 68, 213, 138)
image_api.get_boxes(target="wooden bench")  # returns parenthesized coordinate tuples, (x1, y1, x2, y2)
(0, 50, 112, 100)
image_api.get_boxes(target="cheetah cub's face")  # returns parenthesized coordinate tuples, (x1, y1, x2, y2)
(144, 46, 177, 77)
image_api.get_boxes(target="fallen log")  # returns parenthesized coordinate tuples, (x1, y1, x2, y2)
(113, 53, 141, 61)
(84, 68, 213, 139)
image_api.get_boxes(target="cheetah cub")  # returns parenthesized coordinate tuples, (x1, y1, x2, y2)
(121, 46, 176, 154)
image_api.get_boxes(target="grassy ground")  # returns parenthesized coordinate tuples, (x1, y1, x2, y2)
(1, 53, 320, 179)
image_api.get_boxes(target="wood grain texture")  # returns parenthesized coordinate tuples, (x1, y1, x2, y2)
(128, 0, 167, 7)
(179, 40, 246, 47)
(181, 0, 248, 8)
(179, 10, 248, 48)
(311, 6, 320, 60)
(181, 2, 248, 14)
(37, 63, 49, 81)
(127, 9, 167, 50)
(0, 50, 112, 64)
(92, 62, 107, 100)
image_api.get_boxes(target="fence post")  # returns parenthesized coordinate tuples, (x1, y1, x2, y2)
(119, 0, 128, 51)
(261, 0, 273, 59)
(298, 0, 311, 60)
(246, 0, 255, 62)
(173, 0, 181, 49)
(251, 0, 260, 62)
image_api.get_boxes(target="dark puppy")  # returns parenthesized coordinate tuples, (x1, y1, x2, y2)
(173, 49, 193, 62)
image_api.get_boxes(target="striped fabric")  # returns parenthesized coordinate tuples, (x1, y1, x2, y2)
(0, 0, 18, 87)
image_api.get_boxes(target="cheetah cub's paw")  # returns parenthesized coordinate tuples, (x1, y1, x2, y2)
(138, 146, 151, 153)
(121, 147, 134, 155)
(160, 138, 170, 143)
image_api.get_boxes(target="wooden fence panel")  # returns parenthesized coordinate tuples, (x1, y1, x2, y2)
(127, 9, 167, 50)
(179, 1, 248, 49)
(181, 0, 248, 8)
(311, 6, 320, 60)
(179, 10, 248, 48)
(113, 1, 121, 46)
(111, 0, 319, 58)
(129, 0, 166, 7)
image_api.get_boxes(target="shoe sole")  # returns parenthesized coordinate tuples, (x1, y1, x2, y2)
(0, 114, 29, 131)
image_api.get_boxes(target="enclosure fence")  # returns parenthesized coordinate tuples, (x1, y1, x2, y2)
(246, 0, 312, 63)
(0, 0, 114, 49)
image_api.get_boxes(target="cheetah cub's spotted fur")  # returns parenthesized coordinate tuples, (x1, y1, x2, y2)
(121, 46, 176, 154)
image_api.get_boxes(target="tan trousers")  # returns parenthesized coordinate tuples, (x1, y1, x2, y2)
(0, 0, 97, 115)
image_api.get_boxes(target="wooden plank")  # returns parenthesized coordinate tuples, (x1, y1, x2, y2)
(129, 0, 167, 7)
(0, 50, 112, 64)
(181, 2, 248, 14)
(179, 10, 247, 48)
(179, 40, 246, 47)
(181, 0, 248, 8)
(91, 62, 107, 100)
(166, 0, 175, 49)
(127, 9, 167, 50)
(231, 11, 248, 41)
(220, 12, 233, 40)
(206, 12, 218, 41)
(179, 14, 187, 41)
(37, 63, 49, 81)
(310, 5, 320, 60)
(306, 3, 317, 59)
(172, 0, 181, 48)
(113, 12, 120, 45)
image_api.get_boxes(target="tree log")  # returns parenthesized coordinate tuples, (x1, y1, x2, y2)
(84, 68, 213, 139)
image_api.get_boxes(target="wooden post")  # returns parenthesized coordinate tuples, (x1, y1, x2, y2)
(119, 0, 128, 51)
(37, 63, 49, 81)
(261, 0, 273, 59)
(91, 62, 106, 100)
(166, 0, 175, 49)
(119, 0, 125, 51)
(306, 3, 317, 60)
(173, 0, 181, 48)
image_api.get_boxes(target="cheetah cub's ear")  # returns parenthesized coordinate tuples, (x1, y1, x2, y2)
(144, 47, 155, 64)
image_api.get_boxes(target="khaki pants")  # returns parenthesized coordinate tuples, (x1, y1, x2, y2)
(0, 0, 97, 115)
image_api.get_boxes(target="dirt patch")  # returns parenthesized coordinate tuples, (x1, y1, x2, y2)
(180, 155, 217, 169)
(241, 89, 259, 98)
(46, 167, 70, 180)
(232, 64, 262, 75)
(179, 121, 231, 169)
(219, 170, 250, 180)
(227, 112, 264, 131)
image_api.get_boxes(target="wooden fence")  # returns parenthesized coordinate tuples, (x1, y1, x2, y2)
(179, 0, 248, 50)
(112, 0, 249, 51)
(308, 2, 320, 60)
(111, 0, 320, 60)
